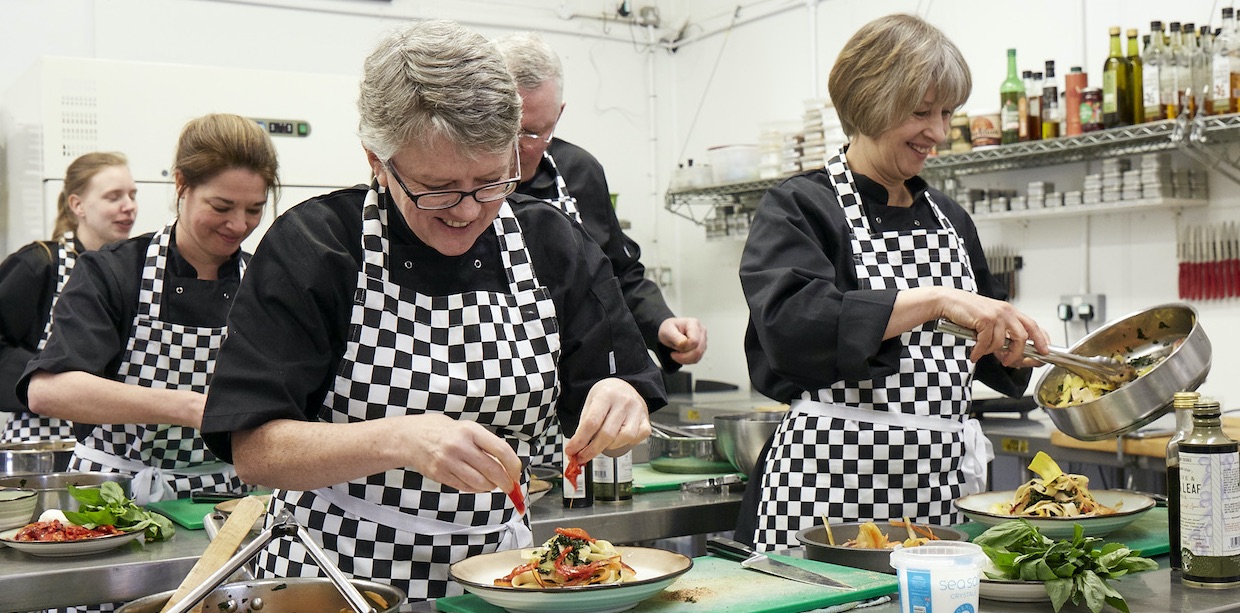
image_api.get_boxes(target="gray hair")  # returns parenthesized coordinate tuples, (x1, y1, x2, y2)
(358, 20, 521, 161)
(495, 32, 564, 99)
(828, 13, 971, 138)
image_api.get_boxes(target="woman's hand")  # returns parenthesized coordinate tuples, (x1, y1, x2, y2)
(658, 317, 708, 365)
(396, 413, 523, 495)
(938, 290, 1049, 366)
(563, 378, 651, 464)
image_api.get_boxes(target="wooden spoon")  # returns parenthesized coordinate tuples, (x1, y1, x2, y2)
(159, 495, 267, 613)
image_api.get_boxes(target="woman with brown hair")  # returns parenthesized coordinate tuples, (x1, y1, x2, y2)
(20, 113, 279, 507)
(1, 151, 137, 443)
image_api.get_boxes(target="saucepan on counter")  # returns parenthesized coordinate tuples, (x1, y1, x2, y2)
(0, 439, 75, 476)
(0, 471, 132, 517)
(117, 578, 403, 613)
(1033, 302, 1211, 440)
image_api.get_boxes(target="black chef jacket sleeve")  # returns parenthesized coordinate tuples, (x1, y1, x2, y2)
(0, 243, 56, 413)
(548, 140, 679, 371)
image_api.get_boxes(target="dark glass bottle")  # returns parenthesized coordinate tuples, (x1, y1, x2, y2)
(593, 451, 634, 502)
(1166, 390, 1199, 571)
(1178, 398, 1240, 588)
(562, 458, 594, 508)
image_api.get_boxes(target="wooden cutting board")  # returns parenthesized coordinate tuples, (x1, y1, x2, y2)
(437, 553, 897, 613)
(1050, 415, 1240, 458)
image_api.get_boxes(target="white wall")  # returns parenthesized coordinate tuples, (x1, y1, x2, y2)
(2, 0, 1236, 403)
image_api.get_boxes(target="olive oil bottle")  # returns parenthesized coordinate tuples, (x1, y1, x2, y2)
(1178, 398, 1240, 588)
(1166, 390, 1200, 571)
(1103, 26, 1132, 127)
(1041, 60, 1061, 138)
(1128, 29, 1145, 123)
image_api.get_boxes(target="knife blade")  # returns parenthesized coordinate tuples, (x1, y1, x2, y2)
(706, 536, 853, 590)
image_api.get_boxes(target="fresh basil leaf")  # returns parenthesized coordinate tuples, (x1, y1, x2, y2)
(1046, 577, 1073, 611)
(1105, 595, 1132, 613)
(99, 481, 126, 504)
(67, 484, 104, 506)
(1080, 570, 1108, 613)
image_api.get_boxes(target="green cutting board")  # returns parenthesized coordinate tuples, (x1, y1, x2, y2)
(955, 506, 1170, 556)
(632, 463, 743, 493)
(437, 553, 897, 613)
(145, 498, 217, 530)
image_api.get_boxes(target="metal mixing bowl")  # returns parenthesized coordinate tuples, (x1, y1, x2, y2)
(0, 472, 134, 517)
(0, 439, 75, 476)
(1034, 302, 1211, 440)
(117, 578, 405, 613)
(713, 412, 785, 475)
(647, 424, 735, 474)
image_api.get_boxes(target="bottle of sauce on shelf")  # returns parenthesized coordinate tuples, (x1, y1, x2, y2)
(1065, 66, 1087, 135)
(592, 451, 633, 503)
(1162, 22, 1187, 119)
(1166, 390, 1200, 571)
(1128, 29, 1145, 123)
(1025, 71, 1043, 140)
(562, 457, 594, 508)
(1214, 8, 1236, 114)
(1178, 397, 1240, 588)
(1103, 26, 1132, 128)
(1191, 25, 1214, 116)
(1145, 21, 1168, 121)
(1041, 60, 1061, 138)
(1000, 48, 1025, 145)
(1018, 69, 1033, 141)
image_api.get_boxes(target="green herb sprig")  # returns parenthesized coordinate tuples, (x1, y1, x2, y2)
(62, 481, 175, 542)
(974, 519, 1157, 613)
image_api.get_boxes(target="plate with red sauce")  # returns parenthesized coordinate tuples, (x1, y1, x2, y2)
(0, 525, 144, 557)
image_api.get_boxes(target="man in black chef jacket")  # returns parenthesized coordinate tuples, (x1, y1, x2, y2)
(497, 32, 706, 468)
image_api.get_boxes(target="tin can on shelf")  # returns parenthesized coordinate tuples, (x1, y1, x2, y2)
(969, 110, 1001, 149)
(949, 111, 972, 153)
(1080, 88, 1104, 132)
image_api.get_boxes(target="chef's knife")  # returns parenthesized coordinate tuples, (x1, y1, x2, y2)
(706, 536, 853, 590)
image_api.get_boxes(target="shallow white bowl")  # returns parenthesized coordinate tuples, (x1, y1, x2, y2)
(449, 546, 692, 613)
(955, 489, 1156, 539)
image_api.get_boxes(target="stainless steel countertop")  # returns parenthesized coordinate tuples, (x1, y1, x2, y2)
(0, 487, 743, 610)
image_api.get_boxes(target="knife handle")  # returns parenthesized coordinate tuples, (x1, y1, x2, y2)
(706, 536, 759, 561)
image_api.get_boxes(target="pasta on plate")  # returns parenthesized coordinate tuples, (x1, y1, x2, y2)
(991, 452, 1118, 517)
(495, 527, 636, 588)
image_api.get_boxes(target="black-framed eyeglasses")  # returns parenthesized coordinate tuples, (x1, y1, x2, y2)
(385, 146, 522, 211)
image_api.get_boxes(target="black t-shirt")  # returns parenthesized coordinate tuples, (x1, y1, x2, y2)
(17, 227, 246, 415)
(199, 186, 667, 463)
(739, 168, 1032, 403)
(517, 138, 679, 370)
(0, 241, 60, 413)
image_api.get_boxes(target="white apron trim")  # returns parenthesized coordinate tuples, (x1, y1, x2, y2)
(311, 485, 533, 550)
(71, 443, 237, 505)
(791, 399, 994, 495)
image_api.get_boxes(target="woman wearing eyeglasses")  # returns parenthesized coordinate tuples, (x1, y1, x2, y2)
(199, 20, 664, 603)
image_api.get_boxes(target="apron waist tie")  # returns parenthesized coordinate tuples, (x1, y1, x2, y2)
(791, 399, 994, 495)
(71, 443, 236, 505)
(312, 484, 533, 550)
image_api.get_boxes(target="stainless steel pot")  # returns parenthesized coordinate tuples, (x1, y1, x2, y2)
(1034, 302, 1211, 440)
(116, 578, 404, 613)
(714, 412, 785, 475)
(0, 471, 133, 517)
(0, 439, 75, 476)
(647, 423, 735, 474)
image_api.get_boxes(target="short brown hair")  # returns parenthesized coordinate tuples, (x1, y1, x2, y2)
(828, 14, 971, 138)
(53, 151, 129, 240)
(174, 113, 280, 208)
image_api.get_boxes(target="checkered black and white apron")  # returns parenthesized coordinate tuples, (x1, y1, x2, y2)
(752, 145, 992, 550)
(255, 186, 560, 602)
(1, 233, 78, 443)
(68, 220, 242, 505)
(526, 151, 578, 470)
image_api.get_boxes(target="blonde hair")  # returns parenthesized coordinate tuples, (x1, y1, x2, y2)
(174, 113, 281, 208)
(52, 151, 130, 240)
(828, 14, 971, 138)
(357, 20, 520, 161)
(496, 32, 564, 99)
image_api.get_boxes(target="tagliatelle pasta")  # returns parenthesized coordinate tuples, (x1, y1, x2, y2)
(494, 527, 636, 588)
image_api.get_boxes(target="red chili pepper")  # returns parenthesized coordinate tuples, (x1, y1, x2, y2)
(554, 543, 605, 581)
(507, 479, 526, 515)
(555, 527, 595, 542)
(563, 456, 582, 493)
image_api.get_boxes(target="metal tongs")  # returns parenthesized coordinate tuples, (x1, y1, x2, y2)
(936, 320, 1136, 386)
(163, 511, 378, 613)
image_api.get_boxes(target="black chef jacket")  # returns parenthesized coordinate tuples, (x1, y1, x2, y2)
(199, 187, 667, 461)
(16, 227, 246, 435)
(516, 138, 680, 371)
(740, 169, 1032, 403)
(0, 241, 62, 413)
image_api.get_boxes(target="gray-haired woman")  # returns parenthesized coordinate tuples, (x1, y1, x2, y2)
(737, 13, 1050, 550)
(201, 20, 664, 602)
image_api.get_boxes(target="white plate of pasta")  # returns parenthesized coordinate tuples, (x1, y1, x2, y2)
(955, 489, 1155, 539)
(449, 527, 692, 613)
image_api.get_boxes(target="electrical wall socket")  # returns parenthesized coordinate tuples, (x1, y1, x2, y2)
(1060, 294, 1106, 324)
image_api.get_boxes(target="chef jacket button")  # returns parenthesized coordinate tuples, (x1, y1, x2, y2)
(875, 216, 882, 224)
(175, 286, 184, 295)
(914, 220, 921, 227)
(404, 261, 413, 269)
(474, 259, 482, 269)
(223, 292, 230, 299)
